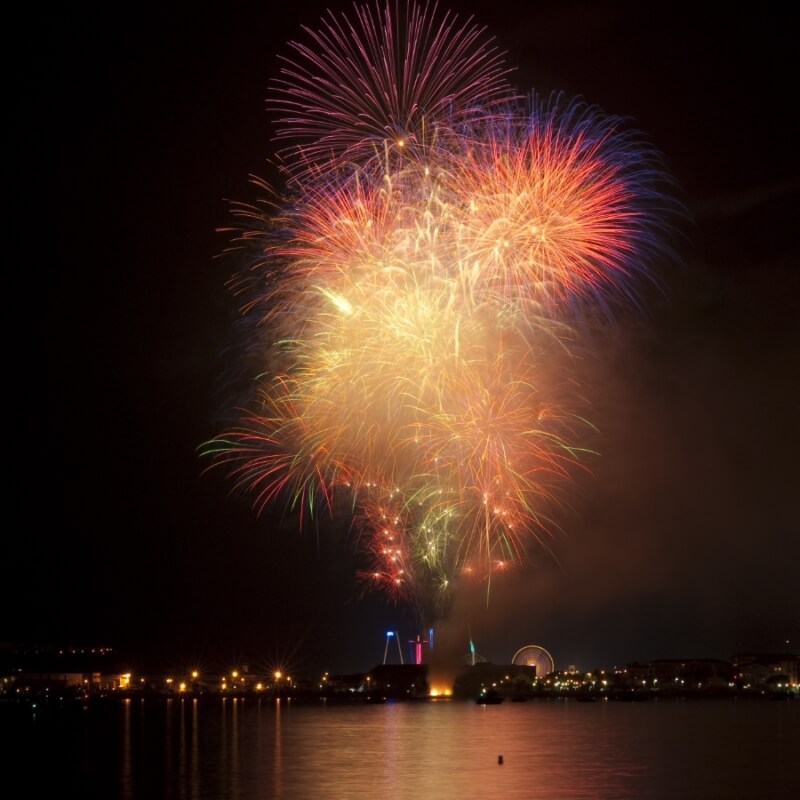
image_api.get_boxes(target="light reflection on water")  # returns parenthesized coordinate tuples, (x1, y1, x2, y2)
(10, 697, 800, 799)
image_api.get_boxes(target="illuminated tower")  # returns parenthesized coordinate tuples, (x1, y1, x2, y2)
(408, 632, 430, 665)
(383, 630, 404, 664)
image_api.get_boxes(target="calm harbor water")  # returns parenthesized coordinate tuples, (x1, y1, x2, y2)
(5, 696, 799, 799)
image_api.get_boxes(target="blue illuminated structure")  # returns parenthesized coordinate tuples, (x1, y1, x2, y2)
(383, 630, 404, 664)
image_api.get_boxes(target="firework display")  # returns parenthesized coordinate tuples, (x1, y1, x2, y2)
(203, 2, 674, 625)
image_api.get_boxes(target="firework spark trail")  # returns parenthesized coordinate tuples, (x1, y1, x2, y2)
(450, 94, 672, 317)
(203, 2, 676, 625)
(270, 1, 517, 180)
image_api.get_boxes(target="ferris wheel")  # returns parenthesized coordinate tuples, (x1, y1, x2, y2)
(511, 645, 554, 677)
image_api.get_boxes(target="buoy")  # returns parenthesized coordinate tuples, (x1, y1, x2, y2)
(498, 755, 504, 765)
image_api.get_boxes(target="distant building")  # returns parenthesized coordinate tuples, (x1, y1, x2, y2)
(451, 662, 537, 698)
(367, 663, 428, 698)
(627, 659, 733, 690)
(6, 670, 131, 696)
(733, 653, 799, 688)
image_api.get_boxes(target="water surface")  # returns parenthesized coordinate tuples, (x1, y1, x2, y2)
(6, 696, 799, 799)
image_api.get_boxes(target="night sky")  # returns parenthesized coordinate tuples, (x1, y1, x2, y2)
(12, 2, 797, 677)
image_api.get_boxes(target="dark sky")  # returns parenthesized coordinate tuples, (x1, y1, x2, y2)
(11, 1, 797, 677)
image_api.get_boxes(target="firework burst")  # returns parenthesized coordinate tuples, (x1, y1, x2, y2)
(202, 1, 676, 626)
(269, 0, 516, 180)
